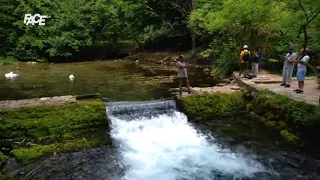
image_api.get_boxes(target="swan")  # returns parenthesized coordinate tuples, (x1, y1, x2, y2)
(5, 72, 18, 79)
(69, 74, 75, 81)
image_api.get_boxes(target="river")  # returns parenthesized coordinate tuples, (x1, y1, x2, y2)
(1, 60, 320, 179)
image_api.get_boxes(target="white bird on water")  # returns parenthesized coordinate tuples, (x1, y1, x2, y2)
(5, 72, 18, 79)
(69, 74, 75, 81)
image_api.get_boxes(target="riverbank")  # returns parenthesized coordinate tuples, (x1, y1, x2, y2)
(0, 97, 110, 173)
(176, 90, 320, 156)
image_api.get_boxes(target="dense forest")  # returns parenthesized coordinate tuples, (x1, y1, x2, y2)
(0, 0, 319, 74)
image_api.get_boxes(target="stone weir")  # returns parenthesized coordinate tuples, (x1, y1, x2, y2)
(105, 99, 176, 120)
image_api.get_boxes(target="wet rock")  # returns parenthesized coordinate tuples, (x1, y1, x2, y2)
(231, 86, 240, 90)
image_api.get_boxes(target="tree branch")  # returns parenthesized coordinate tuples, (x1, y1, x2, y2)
(305, 10, 320, 26)
(298, 0, 309, 22)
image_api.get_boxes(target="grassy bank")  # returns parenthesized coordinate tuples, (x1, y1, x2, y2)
(177, 90, 320, 151)
(0, 98, 110, 166)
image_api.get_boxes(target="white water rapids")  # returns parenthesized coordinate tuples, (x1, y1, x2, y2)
(106, 101, 267, 180)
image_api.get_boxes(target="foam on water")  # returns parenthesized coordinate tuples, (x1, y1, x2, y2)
(108, 110, 266, 180)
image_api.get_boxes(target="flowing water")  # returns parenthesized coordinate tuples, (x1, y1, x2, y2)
(107, 100, 267, 180)
(6, 99, 320, 180)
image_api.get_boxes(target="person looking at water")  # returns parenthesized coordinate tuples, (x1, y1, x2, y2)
(252, 45, 262, 78)
(293, 49, 310, 94)
(281, 47, 297, 88)
(175, 55, 191, 96)
(239, 45, 251, 77)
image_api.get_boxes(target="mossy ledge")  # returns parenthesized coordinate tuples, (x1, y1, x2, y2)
(11, 138, 104, 164)
(176, 90, 319, 150)
(176, 92, 245, 122)
(0, 99, 110, 166)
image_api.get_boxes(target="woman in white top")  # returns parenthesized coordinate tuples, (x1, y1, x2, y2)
(293, 50, 310, 94)
(176, 55, 191, 96)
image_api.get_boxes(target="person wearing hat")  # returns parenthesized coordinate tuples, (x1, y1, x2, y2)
(239, 45, 251, 77)
(293, 49, 310, 94)
(280, 47, 297, 88)
(175, 55, 191, 96)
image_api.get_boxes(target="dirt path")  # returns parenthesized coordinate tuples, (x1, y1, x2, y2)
(0, 95, 77, 110)
(233, 70, 320, 105)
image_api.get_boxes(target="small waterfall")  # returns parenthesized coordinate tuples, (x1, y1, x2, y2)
(105, 99, 176, 120)
(105, 99, 268, 180)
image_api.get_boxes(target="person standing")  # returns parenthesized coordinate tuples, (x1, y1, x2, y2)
(293, 50, 310, 94)
(252, 45, 262, 78)
(239, 45, 251, 77)
(281, 47, 297, 88)
(176, 55, 191, 96)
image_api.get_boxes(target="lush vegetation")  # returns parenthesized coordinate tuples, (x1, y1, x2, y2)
(0, 99, 110, 165)
(1, 0, 319, 67)
(189, 0, 320, 76)
(177, 92, 245, 121)
(178, 90, 319, 146)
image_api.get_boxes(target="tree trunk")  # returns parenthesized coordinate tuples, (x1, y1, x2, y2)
(192, 34, 196, 54)
(191, 0, 196, 55)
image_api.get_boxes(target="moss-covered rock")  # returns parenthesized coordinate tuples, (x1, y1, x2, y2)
(11, 139, 104, 164)
(280, 130, 300, 144)
(248, 112, 260, 120)
(0, 152, 8, 166)
(264, 112, 275, 121)
(278, 121, 288, 129)
(177, 92, 245, 121)
(265, 121, 277, 128)
(252, 90, 317, 127)
(0, 99, 108, 141)
(0, 99, 110, 165)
